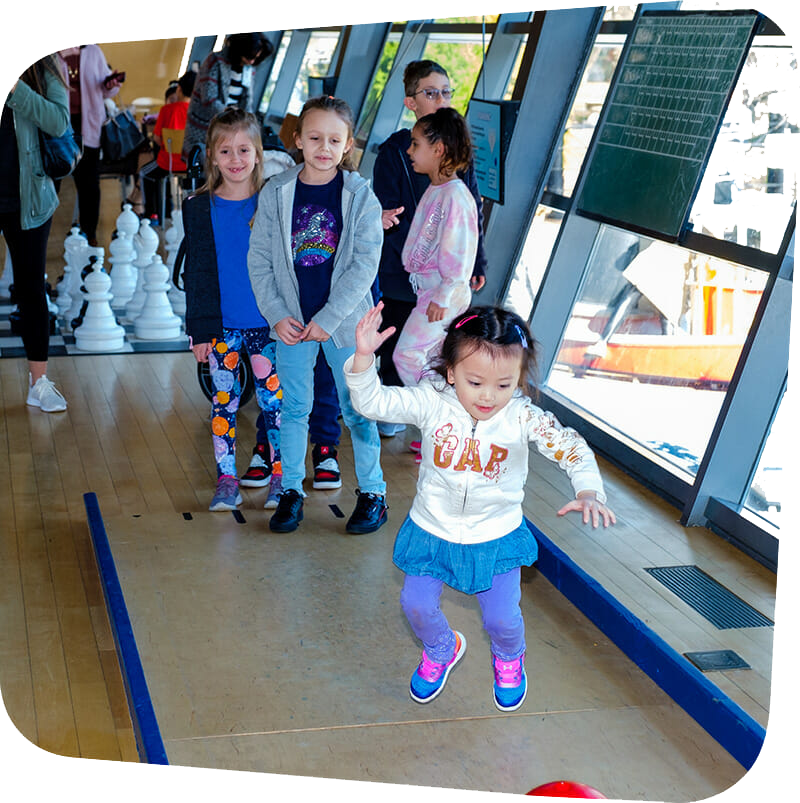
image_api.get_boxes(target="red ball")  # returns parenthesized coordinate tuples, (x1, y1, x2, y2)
(527, 780, 606, 798)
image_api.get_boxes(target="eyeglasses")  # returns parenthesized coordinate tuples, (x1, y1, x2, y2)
(412, 87, 453, 101)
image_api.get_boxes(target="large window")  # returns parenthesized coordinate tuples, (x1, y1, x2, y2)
(286, 31, 341, 116)
(506, 8, 793, 560)
(546, 224, 768, 479)
(356, 14, 499, 166)
(507, 22, 628, 319)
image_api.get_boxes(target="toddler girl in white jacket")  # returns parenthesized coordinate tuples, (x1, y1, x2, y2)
(345, 304, 616, 711)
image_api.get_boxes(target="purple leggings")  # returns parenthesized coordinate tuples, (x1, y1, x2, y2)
(400, 568, 525, 664)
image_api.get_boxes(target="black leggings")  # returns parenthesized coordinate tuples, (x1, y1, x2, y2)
(72, 143, 101, 242)
(0, 211, 53, 362)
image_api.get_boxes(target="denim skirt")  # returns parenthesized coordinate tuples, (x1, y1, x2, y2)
(392, 514, 539, 595)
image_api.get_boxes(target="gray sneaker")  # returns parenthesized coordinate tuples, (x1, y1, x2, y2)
(264, 473, 282, 509)
(209, 475, 242, 511)
(26, 375, 67, 412)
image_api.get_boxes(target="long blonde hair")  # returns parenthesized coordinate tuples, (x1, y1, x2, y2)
(199, 108, 264, 195)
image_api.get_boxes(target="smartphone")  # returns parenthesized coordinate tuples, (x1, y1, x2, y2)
(106, 71, 126, 84)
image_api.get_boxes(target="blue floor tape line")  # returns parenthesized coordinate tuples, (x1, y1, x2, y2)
(527, 517, 766, 770)
(83, 493, 169, 765)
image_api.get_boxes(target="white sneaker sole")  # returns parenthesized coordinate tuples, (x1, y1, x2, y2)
(26, 395, 67, 413)
(209, 494, 243, 512)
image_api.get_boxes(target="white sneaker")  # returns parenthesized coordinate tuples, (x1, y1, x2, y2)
(27, 375, 67, 412)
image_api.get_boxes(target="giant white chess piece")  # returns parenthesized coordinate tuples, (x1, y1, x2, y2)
(125, 217, 159, 322)
(65, 242, 97, 333)
(73, 251, 126, 352)
(134, 254, 182, 340)
(56, 227, 87, 318)
(108, 228, 137, 311)
(165, 209, 186, 316)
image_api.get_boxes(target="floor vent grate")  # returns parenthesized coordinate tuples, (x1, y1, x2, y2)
(644, 565, 773, 630)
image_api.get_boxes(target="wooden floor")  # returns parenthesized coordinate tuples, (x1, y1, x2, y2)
(0, 180, 778, 796)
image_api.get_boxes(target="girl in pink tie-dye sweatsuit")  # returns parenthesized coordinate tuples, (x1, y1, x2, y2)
(392, 108, 478, 386)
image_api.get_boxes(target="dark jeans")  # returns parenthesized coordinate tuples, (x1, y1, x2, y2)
(71, 139, 101, 242)
(376, 296, 416, 387)
(0, 211, 53, 362)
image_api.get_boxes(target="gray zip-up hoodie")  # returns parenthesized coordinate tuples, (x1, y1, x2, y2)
(247, 163, 382, 349)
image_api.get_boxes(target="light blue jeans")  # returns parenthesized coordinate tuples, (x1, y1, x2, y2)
(275, 338, 386, 497)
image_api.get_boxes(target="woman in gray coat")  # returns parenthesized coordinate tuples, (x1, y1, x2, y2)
(2, 54, 70, 411)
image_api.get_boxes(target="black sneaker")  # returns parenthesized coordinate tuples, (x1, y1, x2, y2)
(240, 443, 271, 488)
(269, 489, 304, 533)
(312, 444, 342, 489)
(345, 490, 388, 534)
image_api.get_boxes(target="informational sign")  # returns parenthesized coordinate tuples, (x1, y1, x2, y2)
(467, 99, 518, 204)
(576, 10, 760, 239)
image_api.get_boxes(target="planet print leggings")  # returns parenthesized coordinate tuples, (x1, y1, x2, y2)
(208, 326, 281, 479)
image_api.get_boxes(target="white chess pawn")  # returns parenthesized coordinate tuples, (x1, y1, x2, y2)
(165, 211, 185, 317)
(65, 242, 98, 333)
(56, 227, 87, 318)
(134, 254, 182, 340)
(108, 230, 137, 311)
(117, 202, 140, 242)
(125, 218, 160, 322)
(73, 251, 126, 352)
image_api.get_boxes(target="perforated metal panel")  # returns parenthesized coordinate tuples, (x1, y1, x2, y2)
(644, 565, 773, 630)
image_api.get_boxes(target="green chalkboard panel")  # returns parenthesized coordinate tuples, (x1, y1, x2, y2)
(576, 10, 760, 239)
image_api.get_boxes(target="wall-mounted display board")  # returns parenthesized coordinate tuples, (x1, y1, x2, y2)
(467, 99, 519, 204)
(575, 10, 760, 240)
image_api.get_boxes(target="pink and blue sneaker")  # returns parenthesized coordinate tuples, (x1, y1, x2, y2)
(492, 653, 527, 712)
(409, 631, 466, 704)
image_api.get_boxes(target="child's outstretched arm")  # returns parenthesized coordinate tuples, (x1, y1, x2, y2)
(353, 301, 396, 373)
(558, 491, 616, 529)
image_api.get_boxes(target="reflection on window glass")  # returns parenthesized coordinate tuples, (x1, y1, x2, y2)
(688, 37, 798, 254)
(546, 35, 625, 197)
(287, 31, 340, 116)
(604, 6, 636, 22)
(546, 225, 767, 477)
(354, 36, 401, 150)
(503, 206, 564, 320)
(503, 37, 527, 100)
(259, 33, 290, 116)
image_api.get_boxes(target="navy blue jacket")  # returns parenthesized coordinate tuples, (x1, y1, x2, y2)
(182, 192, 224, 344)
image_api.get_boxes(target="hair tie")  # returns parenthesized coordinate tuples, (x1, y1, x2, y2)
(514, 324, 528, 346)
(455, 314, 478, 329)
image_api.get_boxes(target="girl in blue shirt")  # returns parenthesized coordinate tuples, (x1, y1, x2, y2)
(183, 108, 283, 511)
(247, 96, 387, 535)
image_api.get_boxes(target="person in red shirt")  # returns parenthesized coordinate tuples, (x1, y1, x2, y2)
(142, 71, 195, 221)
(153, 71, 194, 171)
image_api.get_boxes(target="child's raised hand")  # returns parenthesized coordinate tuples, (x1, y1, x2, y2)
(557, 492, 617, 529)
(353, 302, 396, 371)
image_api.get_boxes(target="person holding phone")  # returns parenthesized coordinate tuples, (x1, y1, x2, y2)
(57, 44, 123, 246)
